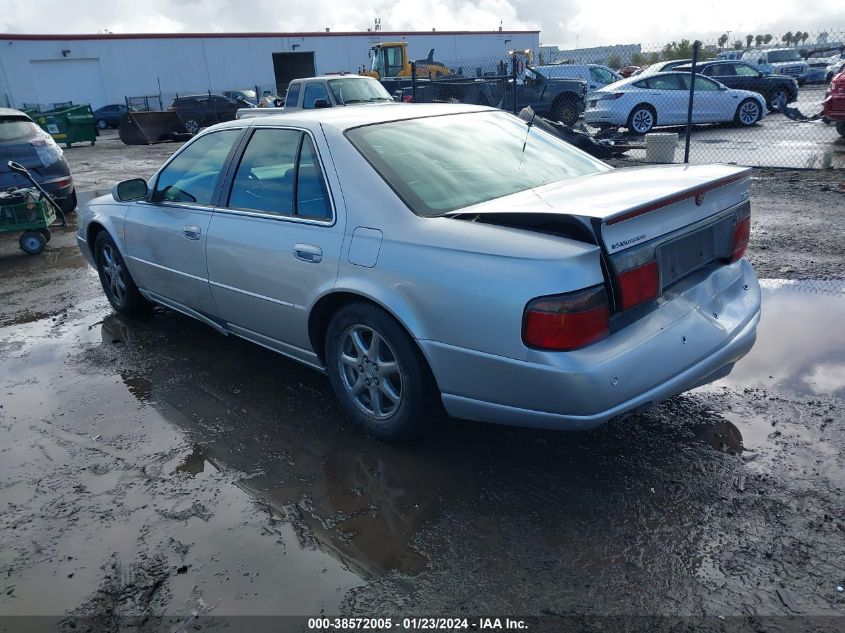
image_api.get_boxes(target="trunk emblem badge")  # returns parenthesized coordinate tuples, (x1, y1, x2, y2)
(695, 191, 705, 206)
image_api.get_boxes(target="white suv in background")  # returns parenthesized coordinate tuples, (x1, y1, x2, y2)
(534, 64, 622, 94)
(740, 48, 809, 84)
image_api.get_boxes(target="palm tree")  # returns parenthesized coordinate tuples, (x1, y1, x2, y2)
(755, 35, 763, 47)
(718, 33, 729, 50)
(782, 31, 793, 46)
(800, 32, 809, 45)
(733, 40, 743, 50)
(763, 34, 773, 45)
(746, 34, 754, 48)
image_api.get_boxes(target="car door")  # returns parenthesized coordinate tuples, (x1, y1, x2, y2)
(205, 125, 345, 364)
(690, 75, 735, 122)
(644, 74, 688, 124)
(123, 128, 243, 316)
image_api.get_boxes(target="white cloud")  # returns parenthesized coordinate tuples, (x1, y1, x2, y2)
(0, 0, 842, 49)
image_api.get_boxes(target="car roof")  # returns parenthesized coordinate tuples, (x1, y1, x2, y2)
(293, 75, 375, 81)
(212, 103, 493, 133)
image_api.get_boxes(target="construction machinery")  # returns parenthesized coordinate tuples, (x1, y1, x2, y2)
(362, 43, 451, 82)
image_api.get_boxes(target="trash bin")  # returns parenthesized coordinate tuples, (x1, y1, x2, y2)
(34, 104, 97, 148)
(644, 132, 678, 163)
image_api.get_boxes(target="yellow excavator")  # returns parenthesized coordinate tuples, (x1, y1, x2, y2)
(362, 42, 451, 81)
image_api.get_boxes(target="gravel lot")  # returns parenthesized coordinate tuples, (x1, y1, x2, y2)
(0, 130, 843, 631)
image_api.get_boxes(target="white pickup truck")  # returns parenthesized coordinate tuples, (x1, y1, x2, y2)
(236, 75, 397, 119)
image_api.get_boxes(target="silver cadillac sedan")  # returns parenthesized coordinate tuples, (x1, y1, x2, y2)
(76, 104, 761, 440)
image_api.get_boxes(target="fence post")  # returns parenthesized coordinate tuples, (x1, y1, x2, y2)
(512, 51, 518, 115)
(411, 61, 417, 102)
(684, 41, 700, 164)
(209, 88, 219, 124)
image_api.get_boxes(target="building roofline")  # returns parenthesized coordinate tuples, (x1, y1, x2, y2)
(0, 30, 540, 42)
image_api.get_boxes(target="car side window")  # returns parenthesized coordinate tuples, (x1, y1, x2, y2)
(734, 64, 759, 77)
(715, 64, 736, 76)
(228, 129, 300, 215)
(227, 129, 332, 220)
(647, 75, 683, 90)
(296, 136, 331, 220)
(285, 83, 301, 107)
(590, 67, 615, 84)
(152, 130, 241, 205)
(701, 65, 716, 76)
(693, 76, 721, 91)
(303, 82, 330, 109)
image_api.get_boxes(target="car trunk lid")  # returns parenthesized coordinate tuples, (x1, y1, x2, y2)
(448, 163, 752, 312)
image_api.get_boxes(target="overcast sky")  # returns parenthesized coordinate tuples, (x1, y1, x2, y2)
(0, 0, 842, 48)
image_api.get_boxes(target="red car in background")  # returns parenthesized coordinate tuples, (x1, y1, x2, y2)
(618, 65, 642, 78)
(823, 68, 845, 136)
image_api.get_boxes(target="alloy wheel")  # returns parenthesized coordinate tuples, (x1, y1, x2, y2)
(100, 243, 127, 304)
(337, 325, 403, 420)
(631, 109, 654, 133)
(770, 91, 787, 111)
(739, 101, 760, 125)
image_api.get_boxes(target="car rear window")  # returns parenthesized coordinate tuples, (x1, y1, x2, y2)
(345, 111, 609, 217)
(0, 117, 41, 142)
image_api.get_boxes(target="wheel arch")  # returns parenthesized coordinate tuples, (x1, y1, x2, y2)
(627, 102, 657, 131)
(308, 288, 435, 377)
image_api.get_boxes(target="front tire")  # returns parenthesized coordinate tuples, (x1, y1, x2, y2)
(325, 303, 438, 441)
(836, 121, 845, 137)
(96, 119, 108, 130)
(94, 231, 152, 317)
(183, 118, 200, 134)
(627, 104, 656, 134)
(60, 188, 77, 214)
(767, 89, 788, 112)
(735, 98, 762, 126)
(552, 96, 579, 126)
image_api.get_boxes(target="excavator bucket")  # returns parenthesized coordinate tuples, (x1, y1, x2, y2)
(119, 111, 190, 145)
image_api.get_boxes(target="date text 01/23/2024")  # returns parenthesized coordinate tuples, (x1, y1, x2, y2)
(307, 617, 529, 630)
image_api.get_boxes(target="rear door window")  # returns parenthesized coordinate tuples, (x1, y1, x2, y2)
(285, 83, 301, 107)
(226, 128, 333, 221)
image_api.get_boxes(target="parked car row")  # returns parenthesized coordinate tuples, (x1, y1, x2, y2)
(585, 72, 768, 134)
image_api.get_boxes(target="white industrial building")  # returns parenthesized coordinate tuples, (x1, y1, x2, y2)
(0, 30, 539, 110)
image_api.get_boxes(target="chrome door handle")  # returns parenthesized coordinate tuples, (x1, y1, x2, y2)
(294, 243, 322, 263)
(183, 225, 201, 240)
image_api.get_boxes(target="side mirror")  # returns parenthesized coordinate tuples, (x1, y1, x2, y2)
(112, 178, 148, 202)
(314, 98, 331, 109)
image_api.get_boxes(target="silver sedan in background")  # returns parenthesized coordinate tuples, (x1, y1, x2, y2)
(76, 104, 761, 440)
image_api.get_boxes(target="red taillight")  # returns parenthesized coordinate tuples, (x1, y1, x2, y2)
(54, 178, 71, 188)
(618, 260, 660, 310)
(730, 215, 751, 262)
(523, 286, 610, 351)
(402, 95, 413, 102)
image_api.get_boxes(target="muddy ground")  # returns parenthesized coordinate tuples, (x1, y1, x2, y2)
(0, 138, 843, 632)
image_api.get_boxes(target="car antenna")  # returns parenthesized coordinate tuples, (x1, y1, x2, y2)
(518, 109, 536, 169)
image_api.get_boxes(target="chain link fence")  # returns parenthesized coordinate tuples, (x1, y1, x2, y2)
(401, 28, 844, 169)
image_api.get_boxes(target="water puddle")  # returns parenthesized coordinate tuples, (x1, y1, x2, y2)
(710, 279, 845, 398)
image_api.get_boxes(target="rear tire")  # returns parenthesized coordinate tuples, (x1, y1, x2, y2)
(735, 98, 762, 126)
(97, 119, 108, 130)
(60, 189, 77, 214)
(19, 231, 46, 255)
(37, 228, 51, 243)
(183, 118, 200, 134)
(627, 104, 656, 134)
(767, 89, 788, 112)
(325, 303, 440, 441)
(836, 121, 845, 137)
(94, 231, 153, 317)
(552, 95, 579, 126)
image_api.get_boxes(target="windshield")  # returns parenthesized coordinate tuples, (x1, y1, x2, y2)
(328, 78, 392, 104)
(768, 49, 802, 63)
(346, 111, 609, 216)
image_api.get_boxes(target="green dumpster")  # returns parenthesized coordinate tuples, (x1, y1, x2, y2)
(34, 104, 97, 148)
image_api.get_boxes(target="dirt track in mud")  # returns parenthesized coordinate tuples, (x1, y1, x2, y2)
(0, 145, 843, 632)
